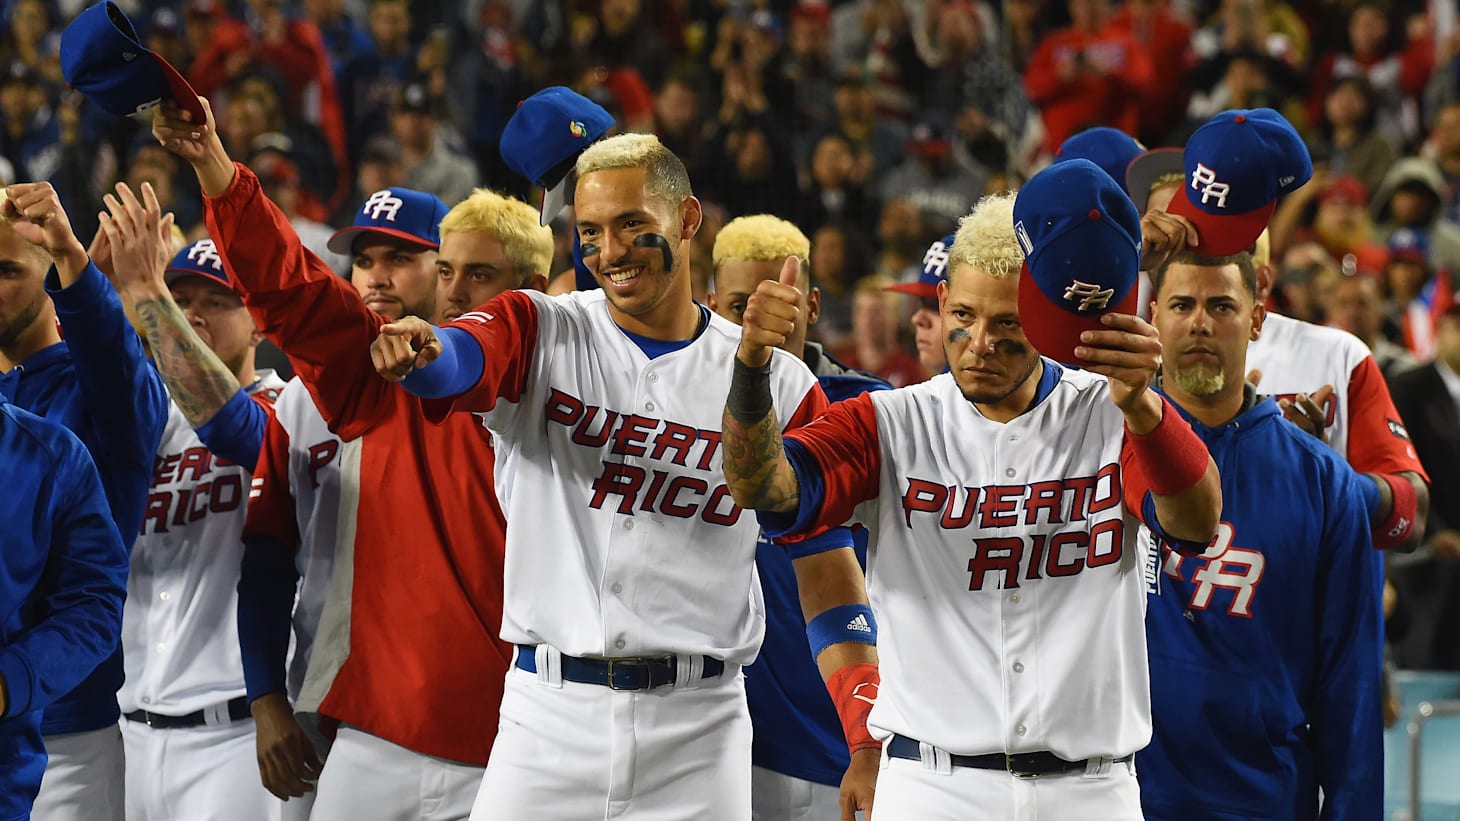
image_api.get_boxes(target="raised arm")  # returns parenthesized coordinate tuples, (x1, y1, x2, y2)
(722, 258, 803, 513)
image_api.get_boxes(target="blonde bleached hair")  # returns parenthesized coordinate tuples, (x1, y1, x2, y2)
(0, 186, 54, 266)
(576, 132, 692, 205)
(948, 192, 1022, 280)
(439, 188, 555, 282)
(713, 214, 810, 271)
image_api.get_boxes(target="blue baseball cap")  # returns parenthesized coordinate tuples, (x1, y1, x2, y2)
(1013, 158, 1142, 366)
(1054, 127, 1145, 195)
(500, 87, 614, 225)
(1388, 227, 1430, 265)
(327, 187, 448, 254)
(885, 234, 956, 299)
(60, 1, 205, 122)
(1168, 109, 1312, 256)
(164, 239, 232, 288)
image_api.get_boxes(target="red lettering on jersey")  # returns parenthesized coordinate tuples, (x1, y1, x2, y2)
(661, 476, 706, 518)
(1085, 519, 1125, 568)
(700, 485, 743, 526)
(694, 430, 722, 471)
(902, 479, 947, 527)
(209, 474, 243, 513)
(307, 440, 339, 489)
(152, 453, 181, 487)
(640, 469, 669, 512)
(1024, 481, 1065, 526)
(609, 414, 657, 458)
(588, 462, 644, 514)
(189, 481, 212, 519)
(176, 447, 214, 482)
(1065, 476, 1096, 522)
(142, 492, 171, 534)
(1045, 530, 1088, 577)
(1089, 464, 1120, 515)
(172, 488, 192, 526)
(967, 537, 1024, 590)
(941, 487, 978, 528)
(1025, 533, 1046, 580)
(979, 485, 1023, 529)
(648, 422, 698, 466)
(572, 406, 618, 447)
(545, 388, 585, 426)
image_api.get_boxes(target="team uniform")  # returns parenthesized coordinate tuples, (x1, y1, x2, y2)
(204, 168, 509, 819)
(0, 395, 128, 821)
(0, 261, 169, 821)
(761, 362, 1200, 821)
(403, 287, 826, 821)
(746, 343, 890, 821)
(1139, 388, 1382, 821)
(121, 373, 286, 821)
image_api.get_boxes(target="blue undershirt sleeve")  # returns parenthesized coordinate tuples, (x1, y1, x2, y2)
(756, 439, 828, 539)
(237, 535, 301, 702)
(400, 327, 484, 399)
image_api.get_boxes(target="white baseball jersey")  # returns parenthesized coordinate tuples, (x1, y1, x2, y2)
(121, 371, 286, 714)
(767, 364, 1158, 761)
(426, 289, 826, 665)
(243, 376, 342, 701)
(1246, 313, 1423, 476)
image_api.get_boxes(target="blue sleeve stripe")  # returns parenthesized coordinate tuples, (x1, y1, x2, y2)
(756, 438, 828, 539)
(195, 389, 268, 471)
(402, 327, 484, 398)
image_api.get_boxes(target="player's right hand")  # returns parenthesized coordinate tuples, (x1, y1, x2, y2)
(839, 747, 878, 821)
(372, 316, 442, 381)
(152, 97, 223, 166)
(251, 693, 323, 800)
(1139, 209, 1199, 273)
(737, 255, 801, 368)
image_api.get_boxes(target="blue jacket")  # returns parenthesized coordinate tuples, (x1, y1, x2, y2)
(744, 343, 890, 786)
(0, 394, 128, 821)
(1139, 393, 1382, 821)
(0, 262, 168, 734)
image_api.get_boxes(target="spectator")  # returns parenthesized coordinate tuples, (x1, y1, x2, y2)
(302, 0, 374, 77)
(878, 111, 986, 234)
(777, 1, 839, 149)
(0, 63, 58, 185)
(1371, 156, 1460, 273)
(1327, 272, 1419, 380)
(1383, 228, 1454, 360)
(585, 0, 671, 89)
(839, 274, 928, 388)
(0, 0, 58, 81)
(1271, 173, 1383, 264)
(809, 222, 872, 350)
(653, 74, 704, 161)
(697, 119, 798, 221)
(336, 0, 416, 162)
(1024, 0, 1153, 154)
(831, 68, 907, 192)
(1185, 48, 1299, 128)
(250, 148, 350, 275)
(351, 135, 408, 217)
(1310, 75, 1399, 195)
(796, 131, 878, 237)
(1002, 0, 1053, 72)
(1308, 0, 1433, 147)
(1189, 0, 1306, 72)
(391, 81, 479, 207)
(873, 196, 930, 283)
(1109, 0, 1195, 144)
(1273, 241, 1342, 324)
(1430, 102, 1460, 225)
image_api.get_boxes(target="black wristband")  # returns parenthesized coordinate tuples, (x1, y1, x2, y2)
(728, 356, 775, 425)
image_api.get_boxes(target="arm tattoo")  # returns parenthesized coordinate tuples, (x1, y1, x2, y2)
(722, 410, 802, 513)
(133, 295, 242, 427)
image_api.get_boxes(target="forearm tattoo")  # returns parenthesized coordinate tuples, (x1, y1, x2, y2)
(133, 296, 242, 426)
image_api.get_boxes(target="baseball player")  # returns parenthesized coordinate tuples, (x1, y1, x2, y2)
(707, 214, 889, 820)
(720, 161, 1223, 820)
(236, 187, 553, 816)
(882, 234, 955, 378)
(0, 392, 128, 821)
(1139, 249, 1382, 821)
(153, 94, 559, 820)
(369, 132, 835, 821)
(102, 184, 287, 820)
(0, 181, 168, 820)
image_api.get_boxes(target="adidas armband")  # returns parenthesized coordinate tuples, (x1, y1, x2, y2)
(827, 662, 881, 754)
(807, 604, 877, 660)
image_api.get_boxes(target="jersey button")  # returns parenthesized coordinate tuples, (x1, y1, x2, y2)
(611, 583, 623, 594)
(1004, 468, 1016, 478)
(1010, 592, 1021, 604)
(155, 643, 166, 654)
(648, 373, 659, 383)
(624, 520, 635, 531)
(141, 697, 151, 705)
(1013, 662, 1024, 673)
(1016, 724, 1027, 736)
(159, 591, 171, 601)
(645, 401, 656, 411)
(615, 639, 626, 650)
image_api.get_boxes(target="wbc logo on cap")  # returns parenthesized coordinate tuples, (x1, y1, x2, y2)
(187, 239, 223, 270)
(362, 190, 405, 222)
(1063, 280, 1115, 311)
(1190, 162, 1231, 208)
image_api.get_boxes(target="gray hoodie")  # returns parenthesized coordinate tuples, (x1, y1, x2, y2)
(1369, 157, 1460, 274)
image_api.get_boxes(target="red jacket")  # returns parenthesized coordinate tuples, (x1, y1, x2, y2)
(1024, 24, 1153, 152)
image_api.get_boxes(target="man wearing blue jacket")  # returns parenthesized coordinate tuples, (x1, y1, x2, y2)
(0, 391, 129, 820)
(0, 181, 168, 818)
(1139, 249, 1382, 821)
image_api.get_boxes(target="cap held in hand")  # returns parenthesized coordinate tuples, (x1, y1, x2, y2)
(1013, 158, 1142, 366)
(500, 87, 615, 226)
(61, 0, 205, 122)
(1167, 108, 1312, 256)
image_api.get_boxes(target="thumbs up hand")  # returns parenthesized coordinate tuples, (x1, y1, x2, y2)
(736, 256, 803, 368)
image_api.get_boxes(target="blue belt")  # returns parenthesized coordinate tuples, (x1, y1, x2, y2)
(515, 645, 725, 691)
(886, 735, 1130, 779)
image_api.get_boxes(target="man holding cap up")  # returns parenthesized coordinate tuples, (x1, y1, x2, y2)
(721, 159, 1222, 819)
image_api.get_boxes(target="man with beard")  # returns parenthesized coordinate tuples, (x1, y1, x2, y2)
(1138, 249, 1381, 821)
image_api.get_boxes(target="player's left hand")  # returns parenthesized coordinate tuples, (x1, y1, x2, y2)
(839, 747, 877, 821)
(98, 181, 174, 294)
(1278, 384, 1332, 443)
(372, 316, 442, 381)
(1074, 312, 1163, 414)
(1, 181, 86, 267)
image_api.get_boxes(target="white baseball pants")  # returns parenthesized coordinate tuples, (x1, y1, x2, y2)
(121, 718, 283, 821)
(872, 746, 1142, 821)
(750, 765, 841, 821)
(32, 724, 125, 821)
(308, 726, 483, 821)
(470, 651, 751, 821)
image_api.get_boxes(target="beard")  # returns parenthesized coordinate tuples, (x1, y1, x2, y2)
(1170, 361, 1226, 397)
(955, 344, 1039, 406)
(0, 294, 46, 352)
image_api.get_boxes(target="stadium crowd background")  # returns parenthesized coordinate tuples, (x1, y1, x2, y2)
(2, 0, 1458, 669)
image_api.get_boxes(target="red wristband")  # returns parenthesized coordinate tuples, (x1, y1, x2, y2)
(1126, 399, 1210, 496)
(827, 663, 882, 754)
(1374, 473, 1418, 551)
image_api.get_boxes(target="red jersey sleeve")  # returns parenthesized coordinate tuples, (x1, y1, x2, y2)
(781, 392, 883, 536)
(203, 164, 392, 440)
(419, 290, 540, 422)
(242, 413, 300, 551)
(1346, 354, 1429, 481)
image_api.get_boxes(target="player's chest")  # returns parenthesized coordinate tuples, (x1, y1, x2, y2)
(141, 414, 250, 538)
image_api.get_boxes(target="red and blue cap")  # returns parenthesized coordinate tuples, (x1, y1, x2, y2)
(500, 86, 615, 225)
(326, 187, 448, 254)
(1054, 127, 1145, 195)
(885, 234, 956, 299)
(60, 1, 205, 122)
(164, 239, 231, 288)
(1168, 108, 1312, 256)
(1013, 158, 1142, 366)
(1388, 227, 1430, 265)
